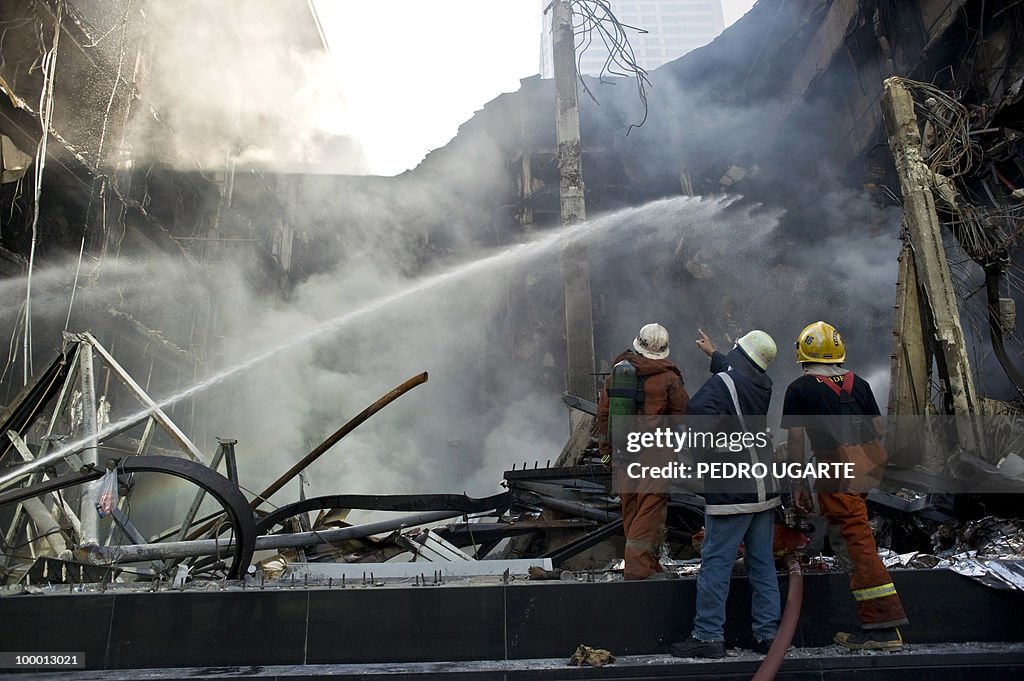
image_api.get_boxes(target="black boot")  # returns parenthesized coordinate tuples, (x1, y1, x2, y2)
(670, 637, 725, 659)
(834, 627, 903, 651)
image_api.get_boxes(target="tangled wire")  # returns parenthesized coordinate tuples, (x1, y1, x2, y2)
(893, 78, 1024, 403)
(898, 78, 973, 179)
(565, 0, 651, 134)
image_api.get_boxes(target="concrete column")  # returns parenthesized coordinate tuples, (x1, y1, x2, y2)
(880, 77, 983, 454)
(552, 0, 596, 405)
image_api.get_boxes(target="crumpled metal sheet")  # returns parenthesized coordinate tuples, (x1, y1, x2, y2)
(857, 516, 1024, 589)
(932, 517, 1024, 556)
(805, 555, 843, 572)
(602, 558, 699, 577)
(258, 555, 288, 581)
(670, 565, 702, 576)
(875, 522, 1024, 590)
(659, 557, 702, 576)
(930, 516, 1024, 591)
(984, 559, 1024, 590)
(946, 554, 1024, 591)
(947, 552, 988, 577)
(878, 547, 900, 568)
(907, 553, 945, 568)
(878, 548, 949, 569)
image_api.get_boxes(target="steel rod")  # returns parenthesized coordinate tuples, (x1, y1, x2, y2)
(92, 510, 462, 563)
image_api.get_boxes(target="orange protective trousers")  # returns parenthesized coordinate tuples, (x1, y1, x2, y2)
(818, 492, 909, 628)
(620, 490, 668, 580)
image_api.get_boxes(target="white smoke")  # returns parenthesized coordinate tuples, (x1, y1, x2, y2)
(129, 0, 367, 174)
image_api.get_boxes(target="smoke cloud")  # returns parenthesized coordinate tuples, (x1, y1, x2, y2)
(129, 0, 367, 174)
(1, 0, 918, 530)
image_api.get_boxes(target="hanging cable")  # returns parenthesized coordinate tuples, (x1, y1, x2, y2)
(567, 0, 651, 134)
(23, 1, 63, 385)
(1, 298, 26, 386)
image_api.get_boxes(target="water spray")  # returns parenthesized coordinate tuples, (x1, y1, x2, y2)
(0, 196, 715, 489)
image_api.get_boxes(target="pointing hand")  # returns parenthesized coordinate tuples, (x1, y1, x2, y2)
(696, 328, 716, 357)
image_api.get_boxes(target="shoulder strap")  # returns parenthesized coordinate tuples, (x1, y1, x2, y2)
(717, 372, 749, 432)
(815, 371, 854, 396)
(718, 372, 771, 500)
(815, 372, 877, 443)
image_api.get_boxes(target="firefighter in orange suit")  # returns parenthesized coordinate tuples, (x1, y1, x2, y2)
(596, 323, 688, 580)
(781, 321, 909, 650)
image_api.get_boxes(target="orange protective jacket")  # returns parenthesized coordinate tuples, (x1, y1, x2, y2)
(596, 350, 688, 459)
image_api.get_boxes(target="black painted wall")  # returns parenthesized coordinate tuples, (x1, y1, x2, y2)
(0, 570, 1021, 671)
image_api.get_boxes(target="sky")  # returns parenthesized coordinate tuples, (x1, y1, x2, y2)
(314, 1, 757, 176)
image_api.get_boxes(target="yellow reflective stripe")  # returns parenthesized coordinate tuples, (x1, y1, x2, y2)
(852, 582, 898, 602)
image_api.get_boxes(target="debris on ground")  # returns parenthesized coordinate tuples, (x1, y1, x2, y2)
(568, 644, 615, 667)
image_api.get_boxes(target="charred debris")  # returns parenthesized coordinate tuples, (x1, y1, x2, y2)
(0, 0, 1023, 593)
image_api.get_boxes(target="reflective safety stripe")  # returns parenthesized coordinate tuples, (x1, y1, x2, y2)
(852, 582, 898, 601)
(625, 539, 653, 550)
(717, 372, 767, 502)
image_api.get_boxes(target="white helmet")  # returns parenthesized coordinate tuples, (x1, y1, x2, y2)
(633, 323, 670, 360)
(737, 330, 777, 371)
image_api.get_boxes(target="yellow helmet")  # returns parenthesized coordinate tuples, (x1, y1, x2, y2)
(795, 321, 846, 364)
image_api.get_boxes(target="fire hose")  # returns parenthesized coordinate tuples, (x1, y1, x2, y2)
(751, 552, 803, 681)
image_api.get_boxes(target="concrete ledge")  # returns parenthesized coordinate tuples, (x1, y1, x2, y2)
(8, 643, 1024, 680)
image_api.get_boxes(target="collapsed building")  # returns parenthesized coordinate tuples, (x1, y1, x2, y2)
(1, 0, 1024, 677)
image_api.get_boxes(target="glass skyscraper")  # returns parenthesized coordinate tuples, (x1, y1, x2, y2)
(540, 0, 726, 78)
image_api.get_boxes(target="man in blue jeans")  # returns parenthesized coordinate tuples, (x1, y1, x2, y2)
(670, 329, 781, 658)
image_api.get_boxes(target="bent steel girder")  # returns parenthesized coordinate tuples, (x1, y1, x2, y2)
(0, 352, 72, 464)
(253, 492, 511, 536)
(540, 519, 624, 567)
(0, 456, 256, 579)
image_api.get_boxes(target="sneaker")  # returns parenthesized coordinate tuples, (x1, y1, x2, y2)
(834, 627, 903, 651)
(750, 638, 774, 654)
(670, 637, 725, 659)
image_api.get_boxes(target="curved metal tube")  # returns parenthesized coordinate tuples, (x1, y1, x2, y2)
(254, 492, 510, 535)
(89, 510, 466, 562)
(0, 456, 256, 579)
